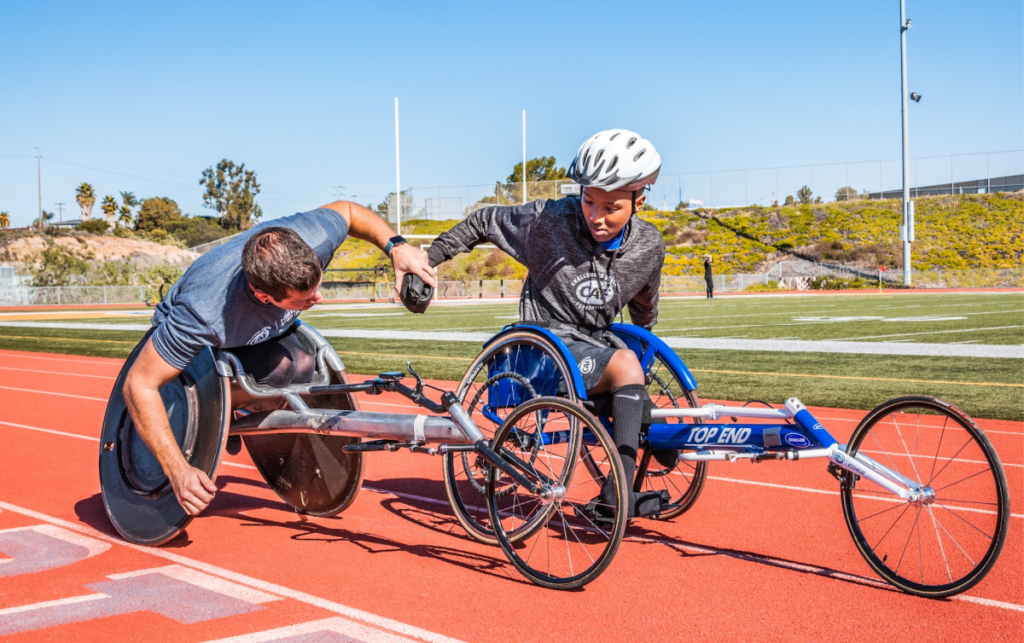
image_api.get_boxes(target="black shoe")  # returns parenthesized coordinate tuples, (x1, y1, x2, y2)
(226, 435, 242, 456)
(652, 448, 680, 469)
(633, 490, 671, 518)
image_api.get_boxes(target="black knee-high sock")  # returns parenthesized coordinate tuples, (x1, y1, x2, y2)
(600, 384, 647, 506)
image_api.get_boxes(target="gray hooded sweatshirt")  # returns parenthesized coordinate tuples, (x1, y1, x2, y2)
(426, 197, 664, 338)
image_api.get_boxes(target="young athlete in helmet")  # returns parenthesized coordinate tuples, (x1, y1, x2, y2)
(426, 129, 667, 520)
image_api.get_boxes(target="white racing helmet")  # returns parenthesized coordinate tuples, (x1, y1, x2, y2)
(568, 129, 661, 192)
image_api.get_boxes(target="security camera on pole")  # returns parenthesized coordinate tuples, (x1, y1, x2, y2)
(899, 2, 922, 286)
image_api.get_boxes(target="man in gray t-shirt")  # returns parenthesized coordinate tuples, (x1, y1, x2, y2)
(123, 201, 434, 517)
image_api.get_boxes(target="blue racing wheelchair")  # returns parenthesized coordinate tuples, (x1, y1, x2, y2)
(443, 323, 1010, 598)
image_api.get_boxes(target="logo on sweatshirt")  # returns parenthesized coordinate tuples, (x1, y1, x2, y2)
(571, 272, 617, 308)
(248, 326, 271, 345)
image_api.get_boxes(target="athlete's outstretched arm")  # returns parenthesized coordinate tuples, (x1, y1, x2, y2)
(426, 201, 544, 268)
(320, 200, 435, 294)
(123, 338, 218, 516)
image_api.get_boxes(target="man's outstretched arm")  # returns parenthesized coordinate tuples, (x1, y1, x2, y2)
(320, 201, 435, 295)
(123, 338, 218, 516)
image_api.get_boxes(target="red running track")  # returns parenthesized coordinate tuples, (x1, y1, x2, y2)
(0, 348, 1021, 642)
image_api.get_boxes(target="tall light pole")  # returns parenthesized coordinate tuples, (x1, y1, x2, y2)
(395, 97, 401, 234)
(522, 109, 527, 204)
(36, 147, 42, 233)
(900, 2, 914, 286)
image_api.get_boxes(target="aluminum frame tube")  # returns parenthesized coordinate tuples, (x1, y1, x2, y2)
(230, 409, 470, 445)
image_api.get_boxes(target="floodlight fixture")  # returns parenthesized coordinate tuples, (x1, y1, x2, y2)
(910, 92, 922, 103)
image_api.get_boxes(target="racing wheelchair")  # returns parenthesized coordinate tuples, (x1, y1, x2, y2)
(443, 323, 1011, 598)
(99, 321, 631, 590)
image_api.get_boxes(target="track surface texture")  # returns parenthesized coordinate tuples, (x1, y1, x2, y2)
(0, 348, 1021, 642)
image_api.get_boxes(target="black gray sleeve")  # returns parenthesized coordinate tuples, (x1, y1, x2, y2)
(627, 264, 660, 329)
(426, 201, 545, 268)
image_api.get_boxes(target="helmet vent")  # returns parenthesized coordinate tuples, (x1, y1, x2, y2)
(633, 149, 646, 162)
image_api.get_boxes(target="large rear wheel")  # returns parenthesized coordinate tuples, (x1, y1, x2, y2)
(840, 396, 1010, 598)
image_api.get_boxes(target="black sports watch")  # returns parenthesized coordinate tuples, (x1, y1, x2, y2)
(384, 235, 407, 257)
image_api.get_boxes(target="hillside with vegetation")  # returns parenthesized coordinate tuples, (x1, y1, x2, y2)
(329, 192, 1022, 279)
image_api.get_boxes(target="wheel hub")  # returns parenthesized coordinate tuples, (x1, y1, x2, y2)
(913, 486, 936, 506)
(538, 484, 566, 506)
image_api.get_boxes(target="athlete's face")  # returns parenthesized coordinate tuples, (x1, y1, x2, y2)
(254, 277, 325, 311)
(581, 187, 646, 242)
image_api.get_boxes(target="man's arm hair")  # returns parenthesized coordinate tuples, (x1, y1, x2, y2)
(320, 201, 393, 251)
(426, 201, 545, 268)
(319, 200, 436, 290)
(123, 338, 189, 477)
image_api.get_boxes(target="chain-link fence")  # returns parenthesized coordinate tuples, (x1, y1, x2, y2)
(377, 151, 1022, 222)
(1, 268, 1019, 307)
(0, 285, 150, 307)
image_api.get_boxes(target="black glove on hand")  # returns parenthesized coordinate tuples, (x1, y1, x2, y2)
(400, 273, 434, 314)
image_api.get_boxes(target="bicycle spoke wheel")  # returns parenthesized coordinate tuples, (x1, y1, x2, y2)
(840, 396, 1010, 598)
(639, 352, 707, 519)
(444, 331, 578, 544)
(488, 397, 627, 590)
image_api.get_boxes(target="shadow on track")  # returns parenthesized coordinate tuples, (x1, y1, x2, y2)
(627, 522, 897, 594)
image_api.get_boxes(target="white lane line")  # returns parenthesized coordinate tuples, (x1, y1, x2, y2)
(0, 352, 122, 367)
(0, 385, 107, 401)
(0, 501, 467, 643)
(0, 420, 98, 442)
(704, 475, 1024, 519)
(2, 421, 1020, 615)
(0, 366, 115, 379)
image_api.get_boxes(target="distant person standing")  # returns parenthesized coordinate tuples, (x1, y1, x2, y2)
(703, 255, 714, 299)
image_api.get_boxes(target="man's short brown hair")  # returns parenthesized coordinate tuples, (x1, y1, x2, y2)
(242, 227, 322, 300)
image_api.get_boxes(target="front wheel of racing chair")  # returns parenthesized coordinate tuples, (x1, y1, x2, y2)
(443, 327, 586, 545)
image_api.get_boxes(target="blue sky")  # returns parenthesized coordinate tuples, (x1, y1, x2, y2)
(1, 0, 1021, 226)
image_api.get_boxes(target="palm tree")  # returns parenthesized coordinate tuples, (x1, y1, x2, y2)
(118, 191, 138, 229)
(101, 195, 118, 227)
(76, 183, 96, 221)
(118, 205, 134, 229)
(0, 212, 10, 229)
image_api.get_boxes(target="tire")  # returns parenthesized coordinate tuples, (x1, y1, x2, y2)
(444, 331, 579, 545)
(638, 351, 707, 520)
(488, 397, 627, 590)
(840, 396, 1010, 598)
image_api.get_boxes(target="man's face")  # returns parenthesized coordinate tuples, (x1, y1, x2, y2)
(256, 278, 324, 311)
(581, 187, 645, 242)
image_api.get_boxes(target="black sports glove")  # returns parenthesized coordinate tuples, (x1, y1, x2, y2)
(400, 273, 433, 314)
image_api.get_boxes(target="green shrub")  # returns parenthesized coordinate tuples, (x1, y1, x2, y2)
(744, 280, 782, 292)
(77, 219, 110, 234)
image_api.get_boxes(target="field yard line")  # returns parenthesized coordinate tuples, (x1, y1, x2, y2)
(0, 385, 107, 401)
(0, 500, 466, 643)
(3, 321, 1022, 358)
(833, 325, 1023, 341)
(690, 368, 1024, 388)
(660, 336, 1024, 359)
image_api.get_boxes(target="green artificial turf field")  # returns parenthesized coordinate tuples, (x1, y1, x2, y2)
(1, 291, 1021, 420)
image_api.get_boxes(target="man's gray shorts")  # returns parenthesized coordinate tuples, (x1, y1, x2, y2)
(565, 340, 619, 391)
